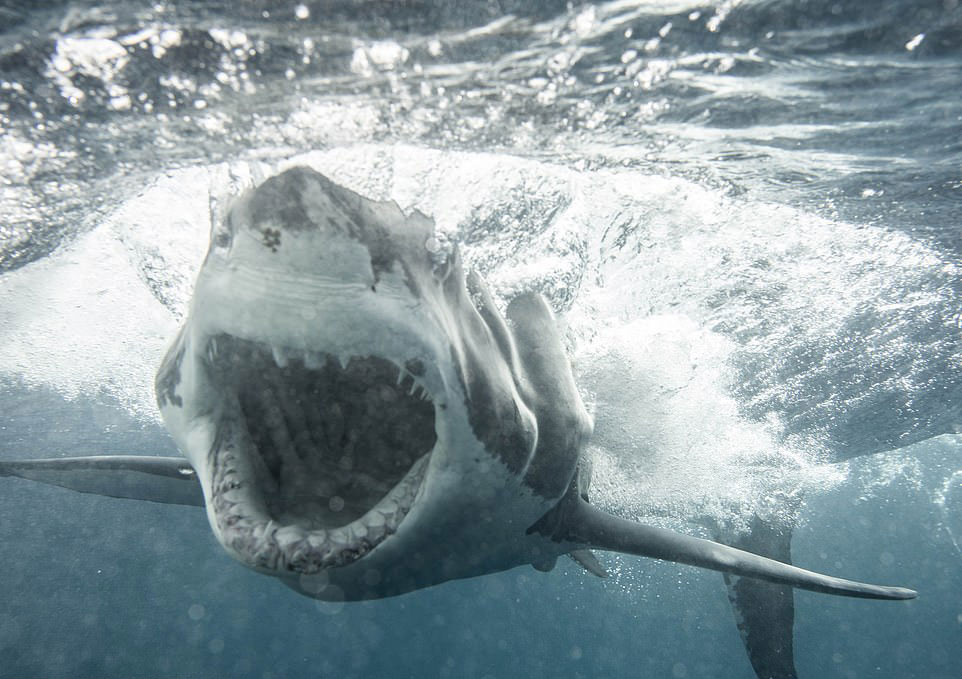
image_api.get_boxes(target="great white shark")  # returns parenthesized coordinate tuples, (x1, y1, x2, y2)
(1, 167, 917, 675)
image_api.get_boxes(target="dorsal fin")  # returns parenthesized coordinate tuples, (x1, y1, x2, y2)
(569, 549, 608, 578)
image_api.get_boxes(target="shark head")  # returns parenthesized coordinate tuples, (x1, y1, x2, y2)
(155, 167, 592, 589)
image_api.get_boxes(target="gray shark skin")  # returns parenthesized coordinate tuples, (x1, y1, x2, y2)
(0, 169, 915, 619)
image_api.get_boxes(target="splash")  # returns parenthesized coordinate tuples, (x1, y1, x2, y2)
(573, 314, 846, 529)
(843, 435, 962, 556)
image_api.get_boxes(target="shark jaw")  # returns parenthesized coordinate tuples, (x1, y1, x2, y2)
(197, 334, 443, 575)
(156, 165, 558, 586)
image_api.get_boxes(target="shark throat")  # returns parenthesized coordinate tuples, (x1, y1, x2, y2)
(205, 334, 437, 573)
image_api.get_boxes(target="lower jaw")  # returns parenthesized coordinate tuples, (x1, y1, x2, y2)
(207, 419, 431, 574)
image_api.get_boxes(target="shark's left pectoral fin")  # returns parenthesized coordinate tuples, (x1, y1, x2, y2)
(554, 499, 916, 600)
(0, 456, 204, 507)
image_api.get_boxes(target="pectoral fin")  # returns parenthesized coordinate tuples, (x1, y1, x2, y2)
(0, 456, 204, 507)
(557, 499, 916, 600)
(569, 549, 608, 577)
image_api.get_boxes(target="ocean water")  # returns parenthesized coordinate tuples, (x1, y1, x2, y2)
(0, 1, 960, 678)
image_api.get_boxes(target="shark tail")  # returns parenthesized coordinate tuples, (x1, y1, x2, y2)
(717, 518, 799, 679)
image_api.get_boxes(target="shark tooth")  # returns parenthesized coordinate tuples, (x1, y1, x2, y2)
(307, 532, 329, 550)
(350, 523, 369, 542)
(364, 511, 386, 529)
(275, 525, 307, 550)
(328, 529, 350, 547)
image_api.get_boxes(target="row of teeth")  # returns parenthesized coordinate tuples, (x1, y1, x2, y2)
(206, 339, 434, 403)
(394, 364, 432, 401)
(211, 435, 429, 573)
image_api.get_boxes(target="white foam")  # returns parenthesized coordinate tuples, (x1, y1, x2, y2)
(0, 168, 212, 419)
(0, 224, 175, 418)
(573, 314, 844, 528)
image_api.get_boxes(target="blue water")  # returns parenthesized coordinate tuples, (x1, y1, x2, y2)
(1, 1, 961, 678)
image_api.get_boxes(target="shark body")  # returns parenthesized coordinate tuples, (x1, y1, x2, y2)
(1, 167, 916, 673)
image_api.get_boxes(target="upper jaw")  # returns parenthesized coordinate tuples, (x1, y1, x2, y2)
(189, 332, 445, 575)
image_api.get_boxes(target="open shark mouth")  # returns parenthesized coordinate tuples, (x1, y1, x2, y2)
(204, 334, 437, 573)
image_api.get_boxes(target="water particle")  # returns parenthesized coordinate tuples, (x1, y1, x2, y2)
(295, 4, 310, 20)
(208, 638, 225, 654)
(672, 662, 687, 677)
(905, 34, 925, 51)
(109, 94, 132, 111)
(570, 645, 583, 660)
(188, 603, 205, 621)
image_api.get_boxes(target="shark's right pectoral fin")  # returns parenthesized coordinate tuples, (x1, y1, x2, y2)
(558, 499, 916, 600)
(0, 456, 204, 507)
(569, 549, 608, 577)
